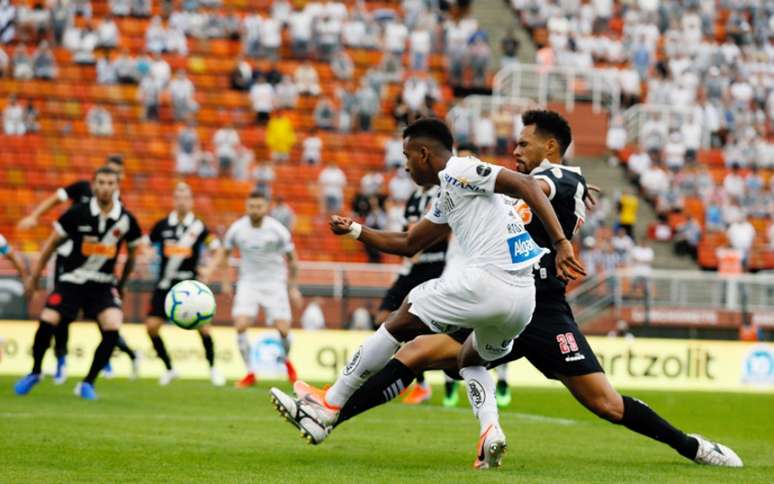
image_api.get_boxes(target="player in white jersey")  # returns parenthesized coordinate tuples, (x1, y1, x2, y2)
(215, 191, 302, 388)
(270, 118, 585, 468)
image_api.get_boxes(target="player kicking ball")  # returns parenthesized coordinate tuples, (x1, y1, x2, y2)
(292, 110, 743, 468)
(270, 118, 584, 468)
(144, 182, 225, 386)
(214, 191, 302, 388)
(14, 166, 142, 400)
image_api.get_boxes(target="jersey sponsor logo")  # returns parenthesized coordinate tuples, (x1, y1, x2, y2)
(467, 379, 485, 408)
(163, 244, 194, 258)
(77, 225, 92, 232)
(443, 173, 485, 193)
(476, 164, 492, 177)
(343, 346, 362, 375)
(513, 200, 533, 224)
(506, 232, 542, 264)
(81, 238, 118, 257)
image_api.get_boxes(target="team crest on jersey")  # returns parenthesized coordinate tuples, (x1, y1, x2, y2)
(112, 228, 122, 238)
(513, 200, 533, 224)
(476, 164, 491, 177)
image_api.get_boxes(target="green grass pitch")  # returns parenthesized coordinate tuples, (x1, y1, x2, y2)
(2, 376, 773, 483)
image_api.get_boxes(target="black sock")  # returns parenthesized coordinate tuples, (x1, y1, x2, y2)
(31, 321, 56, 374)
(617, 396, 699, 460)
(416, 371, 425, 386)
(53, 320, 71, 359)
(151, 335, 173, 370)
(200, 333, 215, 367)
(336, 359, 416, 428)
(116, 334, 136, 360)
(496, 379, 509, 393)
(444, 378, 457, 398)
(84, 330, 119, 384)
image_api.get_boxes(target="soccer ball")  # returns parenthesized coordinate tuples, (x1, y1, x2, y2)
(164, 280, 216, 330)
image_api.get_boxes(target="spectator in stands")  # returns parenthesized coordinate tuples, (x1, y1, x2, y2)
(360, 170, 384, 198)
(271, 196, 295, 232)
(23, 101, 38, 133)
(316, 14, 342, 61)
(341, 12, 365, 49)
(166, 24, 188, 55)
(262, 62, 283, 86)
(97, 14, 120, 49)
(260, 15, 282, 61)
(611, 226, 634, 260)
(213, 123, 241, 175)
(301, 298, 325, 331)
(110, 0, 130, 17)
(446, 103, 471, 145)
(51, 0, 71, 46)
(174, 121, 200, 175)
(674, 217, 701, 259)
(131, 0, 151, 18)
(288, 7, 313, 58)
(86, 105, 113, 137)
(384, 197, 405, 232)
(3, 95, 25, 135)
(229, 56, 253, 91)
(294, 61, 321, 96)
(313, 97, 336, 131)
(150, 52, 171, 88)
(241, 13, 262, 58)
(265, 109, 296, 161)
(616, 190, 638, 238)
(704, 198, 724, 232)
(318, 162, 347, 215)
(384, 19, 409, 57)
(301, 129, 323, 165)
(727, 215, 755, 269)
(12, 46, 33, 80)
(249, 74, 274, 124)
(606, 114, 626, 162)
(384, 131, 404, 169)
(252, 161, 275, 198)
(331, 50, 354, 81)
(169, 69, 198, 121)
(0, 0, 15, 44)
(473, 112, 496, 155)
(378, 54, 403, 84)
(640, 161, 670, 201)
(723, 164, 745, 201)
(493, 109, 513, 156)
(197, 151, 218, 178)
(663, 131, 686, 172)
(500, 28, 519, 68)
(409, 27, 431, 72)
(115, 49, 136, 84)
(354, 83, 379, 132)
(388, 168, 415, 203)
(32, 41, 56, 80)
(468, 31, 491, 88)
(275, 75, 299, 109)
(73, 22, 98, 64)
(138, 74, 161, 120)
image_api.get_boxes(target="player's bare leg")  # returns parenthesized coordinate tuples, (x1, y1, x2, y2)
(75, 307, 123, 400)
(14, 308, 61, 395)
(560, 372, 742, 466)
(234, 315, 255, 388)
(275, 318, 296, 383)
(146, 316, 178, 385)
(198, 325, 223, 386)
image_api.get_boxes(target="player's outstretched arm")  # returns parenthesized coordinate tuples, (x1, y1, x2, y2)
(17, 192, 64, 230)
(24, 230, 66, 297)
(494, 169, 586, 280)
(3, 248, 27, 279)
(329, 215, 450, 257)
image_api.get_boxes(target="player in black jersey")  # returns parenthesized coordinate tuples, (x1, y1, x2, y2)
(375, 184, 448, 405)
(16, 155, 139, 383)
(14, 166, 144, 400)
(292, 110, 743, 467)
(145, 182, 224, 386)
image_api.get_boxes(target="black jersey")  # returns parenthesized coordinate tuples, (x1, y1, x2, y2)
(515, 161, 587, 302)
(149, 211, 220, 290)
(57, 180, 93, 205)
(54, 198, 142, 285)
(405, 186, 447, 265)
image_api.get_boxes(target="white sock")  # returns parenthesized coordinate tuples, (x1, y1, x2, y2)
(495, 364, 508, 382)
(460, 366, 499, 433)
(237, 332, 251, 373)
(325, 325, 400, 408)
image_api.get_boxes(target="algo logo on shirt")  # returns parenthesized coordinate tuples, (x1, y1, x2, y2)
(81, 239, 117, 258)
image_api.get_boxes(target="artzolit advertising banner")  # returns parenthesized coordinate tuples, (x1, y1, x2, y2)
(0, 322, 772, 392)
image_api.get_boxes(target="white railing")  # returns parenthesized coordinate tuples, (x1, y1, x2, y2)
(493, 64, 621, 114)
(621, 104, 711, 149)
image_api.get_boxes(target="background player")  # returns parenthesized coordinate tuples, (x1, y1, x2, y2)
(144, 182, 225, 386)
(14, 166, 143, 400)
(376, 182, 448, 405)
(214, 191, 302, 388)
(298, 110, 742, 468)
(16, 155, 138, 384)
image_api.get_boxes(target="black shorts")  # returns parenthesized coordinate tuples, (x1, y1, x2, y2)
(147, 287, 170, 319)
(44, 281, 122, 322)
(378, 262, 446, 312)
(448, 299, 603, 380)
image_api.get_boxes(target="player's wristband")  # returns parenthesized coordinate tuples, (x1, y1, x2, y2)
(346, 222, 362, 240)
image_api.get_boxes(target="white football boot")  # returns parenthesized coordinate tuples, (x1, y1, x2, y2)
(210, 367, 226, 387)
(159, 369, 179, 386)
(270, 387, 336, 445)
(474, 423, 507, 470)
(691, 434, 743, 467)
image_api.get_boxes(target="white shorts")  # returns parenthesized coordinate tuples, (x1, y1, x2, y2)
(407, 265, 535, 361)
(231, 280, 291, 324)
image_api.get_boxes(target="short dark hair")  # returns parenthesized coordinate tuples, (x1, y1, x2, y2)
(248, 190, 269, 201)
(106, 154, 124, 165)
(93, 166, 119, 180)
(521, 110, 573, 156)
(456, 142, 480, 156)
(402, 118, 454, 152)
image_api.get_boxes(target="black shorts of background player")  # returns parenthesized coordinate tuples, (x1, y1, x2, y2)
(321, 111, 740, 467)
(144, 182, 224, 386)
(14, 166, 143, 400)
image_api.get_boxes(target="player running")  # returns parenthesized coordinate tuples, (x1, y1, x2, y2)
(16, 155, 139, 383)
(213, 191, 302, 388)
(144, 182, 225, 386)
(293, 110, 743, 468)
(376, 183, 448, 405)
(14, 166, 143, 400)
(270, 118, 584, 469)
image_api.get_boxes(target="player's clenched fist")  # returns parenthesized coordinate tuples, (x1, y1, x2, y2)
(329, 215, 353, 235)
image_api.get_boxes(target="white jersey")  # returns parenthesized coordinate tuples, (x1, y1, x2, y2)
(425, 156, 548, 272)
(224, 215, 294, 284)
